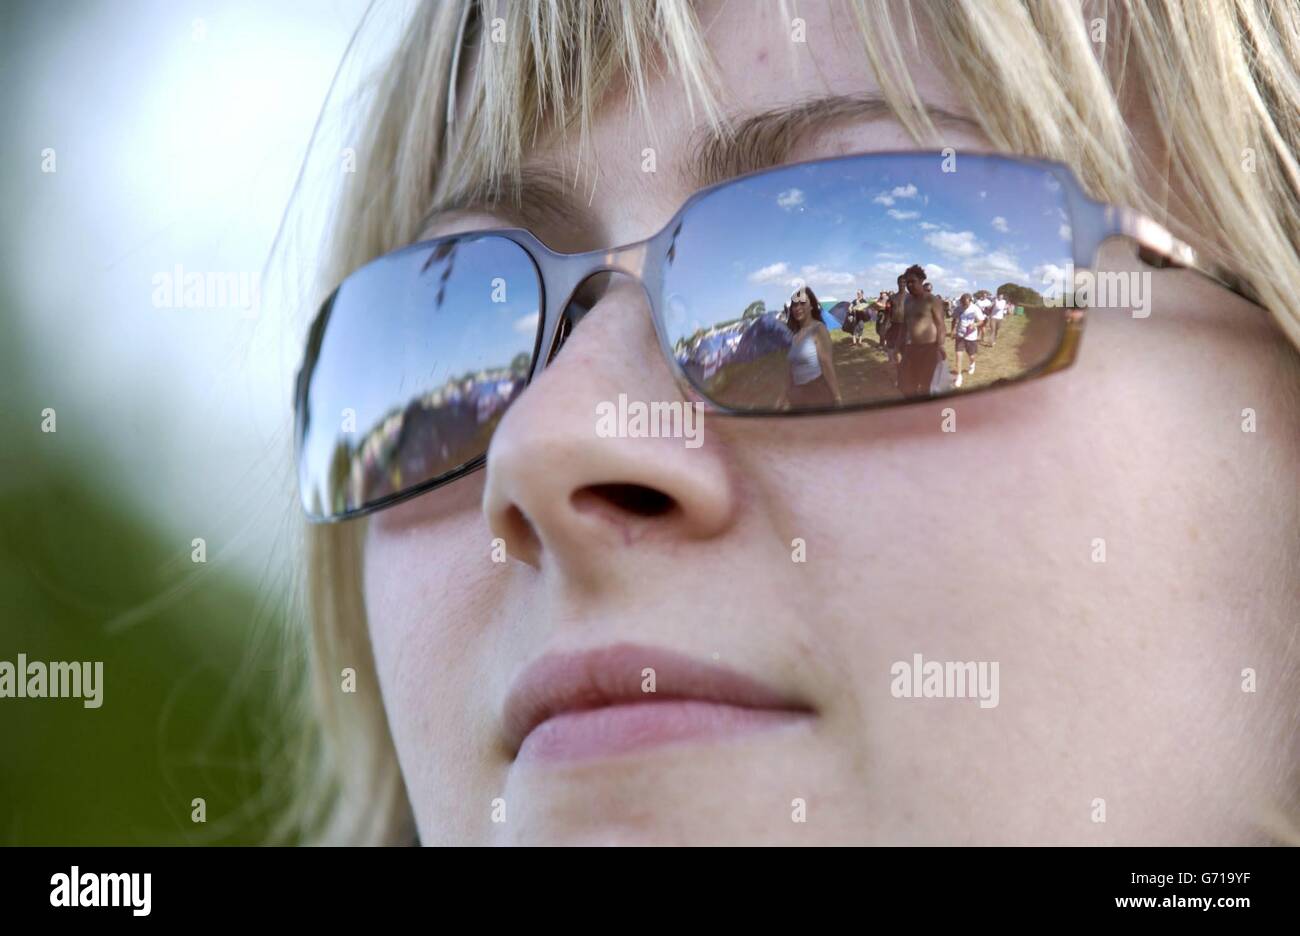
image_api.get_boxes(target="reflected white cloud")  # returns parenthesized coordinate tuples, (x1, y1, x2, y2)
(873, 183, 918, 206)
(777, 188, 805, 210)
(750, 261, 792, 284)
(926, 229, 982, 258)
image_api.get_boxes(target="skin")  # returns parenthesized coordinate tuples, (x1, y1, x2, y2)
(360, 1, 1299, 844)
(902, 272, 945, 346)
(898, 271, 946, 395)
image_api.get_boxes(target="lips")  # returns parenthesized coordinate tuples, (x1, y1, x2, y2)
(503, 642, 813, 763)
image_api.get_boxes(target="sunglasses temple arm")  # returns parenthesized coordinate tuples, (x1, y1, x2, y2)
(1106, 206, 1263, 308)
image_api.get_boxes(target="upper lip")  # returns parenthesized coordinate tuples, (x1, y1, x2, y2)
(502, 642, 811, 756)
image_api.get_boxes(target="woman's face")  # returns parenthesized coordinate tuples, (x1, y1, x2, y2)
(790, 296, 809, 325)
(361, 1, 1297, 844)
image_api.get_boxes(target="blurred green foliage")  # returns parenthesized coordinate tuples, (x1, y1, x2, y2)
(0, 288, 291, 845)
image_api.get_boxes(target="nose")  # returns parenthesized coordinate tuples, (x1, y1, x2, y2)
(482, 279, 736, 577)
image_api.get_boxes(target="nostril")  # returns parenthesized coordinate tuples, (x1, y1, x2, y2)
(572, 483, 677, 519)
(501, 503, 541, 562)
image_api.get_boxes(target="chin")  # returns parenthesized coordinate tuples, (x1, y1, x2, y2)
(489, 729, 845, 845)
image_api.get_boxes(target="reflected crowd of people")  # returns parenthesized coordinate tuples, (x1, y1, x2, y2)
(310, 359, 530, 516)
(775, 264, 1017, 405)
(671, 265, 1028, 412)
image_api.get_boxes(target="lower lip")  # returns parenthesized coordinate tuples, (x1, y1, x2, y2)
(516, 700, 809, 763)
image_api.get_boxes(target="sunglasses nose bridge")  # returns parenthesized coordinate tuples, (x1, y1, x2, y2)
(544, 240, 653, 307)
(597, 240, 651, 280)
(532, 240, 659, 374)
(545, 236, 657, 319)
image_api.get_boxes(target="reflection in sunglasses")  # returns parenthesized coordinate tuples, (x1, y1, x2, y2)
(326, 358, 531, 515)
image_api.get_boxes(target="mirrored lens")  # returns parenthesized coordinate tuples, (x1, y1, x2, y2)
(297, 234, 541, 520)
(661, 154, 1076, 411)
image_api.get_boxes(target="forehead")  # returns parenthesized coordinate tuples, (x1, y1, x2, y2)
(517, 0, 988, 248)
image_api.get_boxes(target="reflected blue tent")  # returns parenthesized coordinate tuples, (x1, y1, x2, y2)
(675, 311, 793, 385)
(674, 296, 865, 387)
(822, 300, 848, 331)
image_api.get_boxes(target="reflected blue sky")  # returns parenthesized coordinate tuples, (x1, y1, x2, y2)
(661, 155, 1073, 342)
(300, 236, 541, 493)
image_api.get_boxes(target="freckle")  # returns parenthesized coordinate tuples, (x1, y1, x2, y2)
(1188, 525, 1200, 542)
(757, 49, 768, 64)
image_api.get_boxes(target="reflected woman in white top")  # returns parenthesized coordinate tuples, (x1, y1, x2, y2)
(778, 286, 843, 410)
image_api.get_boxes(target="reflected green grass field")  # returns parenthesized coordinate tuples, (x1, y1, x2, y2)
(701, 312, 1042, 408)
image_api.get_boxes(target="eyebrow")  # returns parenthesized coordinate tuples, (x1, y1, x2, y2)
(688, 93, 983, 189)
(419, 93, 983, 242)
(418, 164, 603, 242)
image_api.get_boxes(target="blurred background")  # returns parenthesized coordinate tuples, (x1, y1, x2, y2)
(0, 0, 398, 843)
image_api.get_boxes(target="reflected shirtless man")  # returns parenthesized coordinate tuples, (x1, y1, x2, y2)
(898, 265, 948, 396)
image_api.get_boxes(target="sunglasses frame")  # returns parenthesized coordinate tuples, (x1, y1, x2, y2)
(297, 150, 1260, 521)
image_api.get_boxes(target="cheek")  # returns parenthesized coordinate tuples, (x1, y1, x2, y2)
(364, 476, 496, 672)
(365, 521, 478, 669)
(719, 285, 1294, 712)
(362, 477, 504, 799)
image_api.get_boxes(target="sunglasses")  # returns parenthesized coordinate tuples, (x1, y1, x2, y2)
(295, 150, 1257, 522)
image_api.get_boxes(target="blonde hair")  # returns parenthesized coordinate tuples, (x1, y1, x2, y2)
(275, 0, 1300, 844)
